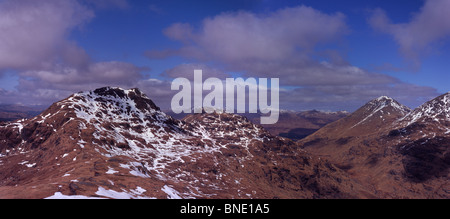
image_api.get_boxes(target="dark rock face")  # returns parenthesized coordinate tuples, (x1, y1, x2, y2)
(0, 126, 22, 151)
(92, 87, 160, 111)
(399, 137, 450, 182)
(93, 87, 127, 99)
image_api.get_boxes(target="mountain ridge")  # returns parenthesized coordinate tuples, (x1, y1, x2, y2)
(1, 89, 448, 199)
(0, 87, 371, 199)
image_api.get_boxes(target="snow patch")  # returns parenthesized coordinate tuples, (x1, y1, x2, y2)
(95, 186, 155, 199)
(45, 192, 104, 199)
(161, 185, 183, 199)
(106, 167, 119, 175)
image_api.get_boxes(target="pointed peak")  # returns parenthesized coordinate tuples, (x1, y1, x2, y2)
(364, 96, 398, 110)
(370, 96, 394, 103)
(359, 96, 411, 117)
(367, 96, 408, 109)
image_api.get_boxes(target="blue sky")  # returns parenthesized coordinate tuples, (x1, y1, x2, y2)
(0, 0, 449, 111)
(73, 0, 448, 91)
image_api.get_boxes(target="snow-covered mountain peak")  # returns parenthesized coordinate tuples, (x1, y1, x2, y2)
(345, 96, 410, 130)
(366, 96, 411, 114)
(375, 96, 392, 101)
(360, 96, 410, 119)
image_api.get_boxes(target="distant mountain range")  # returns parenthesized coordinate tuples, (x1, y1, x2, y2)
(0, 87, 448, 199)
(245, 110, 349, 141)
(0, 104, 43, 122)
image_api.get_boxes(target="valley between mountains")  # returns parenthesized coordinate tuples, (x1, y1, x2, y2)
(0, 87, 448, 199)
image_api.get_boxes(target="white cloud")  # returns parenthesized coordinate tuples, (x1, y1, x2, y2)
(150, 5, 348, 65)
(0, 0, 144, 106)
(369, 0, 450, 68)
(0, 0, 94, 70)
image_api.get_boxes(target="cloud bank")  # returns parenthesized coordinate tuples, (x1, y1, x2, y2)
(149, 6, 348, 65)
(0, 0, 143, 105)
(0, 0, 94, 70)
